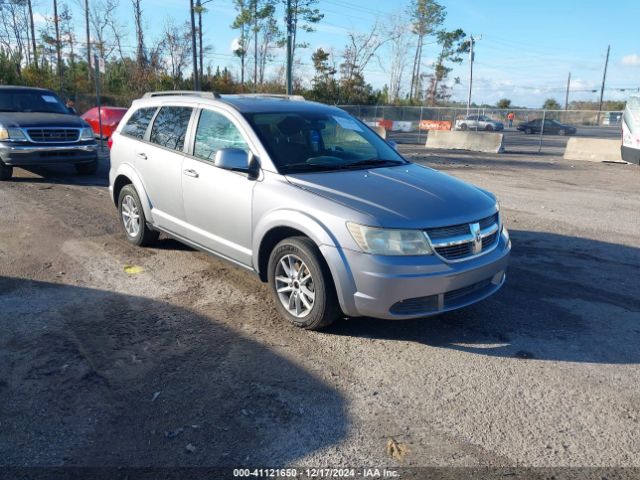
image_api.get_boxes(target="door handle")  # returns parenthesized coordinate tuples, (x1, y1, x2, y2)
(183, 168, 199, 178)
(136, 152, 147, 160)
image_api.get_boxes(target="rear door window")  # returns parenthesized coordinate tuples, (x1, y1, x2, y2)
(149, 106, 193, 151)
(121, 107, 157, 139)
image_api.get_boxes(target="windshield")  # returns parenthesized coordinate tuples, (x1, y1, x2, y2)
(0, 90, 70, 114)
(244, 111, 407, 174)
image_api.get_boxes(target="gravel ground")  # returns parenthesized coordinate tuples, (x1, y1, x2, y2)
(0, 149, 639, 471)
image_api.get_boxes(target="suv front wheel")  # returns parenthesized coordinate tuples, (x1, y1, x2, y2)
(268, 237, 341, 330)
(117, 184, 159, 246)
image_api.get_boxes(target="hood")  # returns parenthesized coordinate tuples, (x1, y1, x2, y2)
(0, 112, 88, 128)
(286, 163, 497, 229)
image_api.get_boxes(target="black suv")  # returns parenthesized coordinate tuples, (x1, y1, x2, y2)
(0, 86, 98, 180)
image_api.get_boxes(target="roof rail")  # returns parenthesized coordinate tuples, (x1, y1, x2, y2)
(142, 90, 220, 99)
(232, 93, 306, 101)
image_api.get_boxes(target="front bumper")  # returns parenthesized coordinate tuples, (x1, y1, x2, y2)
(325, 230, 511, 320)
(0, 142, 98, 166)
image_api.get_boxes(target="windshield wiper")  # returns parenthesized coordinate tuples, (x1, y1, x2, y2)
(344, 159, 405, 169)
(282, 163, 343, 173)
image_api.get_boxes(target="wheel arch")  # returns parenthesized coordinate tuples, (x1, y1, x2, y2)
(111, 164, 152, 220)
(253, 210, 358, 317)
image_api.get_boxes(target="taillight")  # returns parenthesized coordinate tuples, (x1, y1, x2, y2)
(107, 136, 113, 149)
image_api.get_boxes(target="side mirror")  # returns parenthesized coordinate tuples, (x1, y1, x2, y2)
(214, 148, 260, 180)
(387, 140, 398, 151)
(215, 148, 249, 171)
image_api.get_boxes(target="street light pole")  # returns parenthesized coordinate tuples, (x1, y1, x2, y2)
(564, 72, 571, 110)
(597, 45, 610, 125)
(466, 36, 473, 115)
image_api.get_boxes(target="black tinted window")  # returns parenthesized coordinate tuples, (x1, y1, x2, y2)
(122, 107, 157, 139)
(149, 107, 193, 151)
(0, 90, 69, 114)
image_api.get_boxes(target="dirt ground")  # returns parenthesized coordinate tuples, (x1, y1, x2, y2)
(1, 148, 639, 472)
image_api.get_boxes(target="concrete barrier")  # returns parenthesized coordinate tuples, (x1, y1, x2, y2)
(563, 137, 624, 163)
(425, 130, 504, 153)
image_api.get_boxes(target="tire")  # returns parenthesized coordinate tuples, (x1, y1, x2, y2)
(484, 124, 494, 131)
(0, 160, 12, 181)
(558, 129, 566, 136)
(459, 123, 468, 131)
(75, 159, 98, 175)
(117, 184, 159, 246)
(525, 128, 533, 134)
(268, 236, 341, 330)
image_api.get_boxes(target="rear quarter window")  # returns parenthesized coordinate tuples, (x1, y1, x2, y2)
(121, 107, 157, 139)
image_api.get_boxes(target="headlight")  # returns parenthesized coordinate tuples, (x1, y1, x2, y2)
(0, 127, 26, 141)
(347, 222, 433, 256)
(80, 127, 95, 140)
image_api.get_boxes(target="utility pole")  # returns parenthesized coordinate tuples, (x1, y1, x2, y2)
(84, 0, 91, 81)
(27, 0, 38, 68)
(253, 0, 258, 92)
(285, 0, 292, 95)
(197, 0, 203, 88)
(189, 0, 199, 90)
(597, 45, 610, 125)
(466, 35, 475, 115)
(53, 0, 63, 91)
(564, 72, 571, 110)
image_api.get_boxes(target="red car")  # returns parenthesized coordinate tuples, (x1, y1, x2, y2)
(81, 106, 128, 139)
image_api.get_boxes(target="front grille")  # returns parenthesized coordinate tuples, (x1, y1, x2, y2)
(27, 128, 79, 143)
(435, 243, 472, 260)
(482, 231, 498, 249)
(444, 278, 493, 307)
(390, 294, 438, 315)
(426, 212, 500, 262)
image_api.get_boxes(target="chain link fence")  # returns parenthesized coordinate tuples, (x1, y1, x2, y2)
(340, 105, 623, 154)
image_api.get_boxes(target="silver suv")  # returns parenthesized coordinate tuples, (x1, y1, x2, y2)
(455, 115, 504, 132)
(109, 92, 510, 330)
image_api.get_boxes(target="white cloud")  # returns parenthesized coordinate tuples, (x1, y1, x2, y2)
(621, 54, 640, 66)
(33, 12, 47, 25)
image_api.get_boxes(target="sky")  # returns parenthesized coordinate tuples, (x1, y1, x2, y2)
(33, 0, 640, 107)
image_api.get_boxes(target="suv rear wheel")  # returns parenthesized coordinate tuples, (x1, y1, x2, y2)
(268, 236, 341, 330)
(117, 184, 159, 246)
(0, 160, 12, 180)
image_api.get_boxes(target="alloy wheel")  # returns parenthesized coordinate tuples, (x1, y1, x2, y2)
(274, 254, 315, 318)
(121, 194, 140, 237)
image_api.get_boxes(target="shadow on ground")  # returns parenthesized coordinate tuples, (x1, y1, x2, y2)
(8, 152, 110, 187)
(326, 230, 640, 365)
(0, 278, 347, 466)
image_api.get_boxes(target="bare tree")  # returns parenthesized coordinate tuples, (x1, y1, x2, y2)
(0, 0, 31, 76)
(257, 13, 279, 85)
(407, 0, 444, 101)
(385, 11, 411, 103)
(342, 21, 387, 82)
(59, 3, 76, 67)
(163, 19, 192, 88)
(90, 0, 119, 60)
